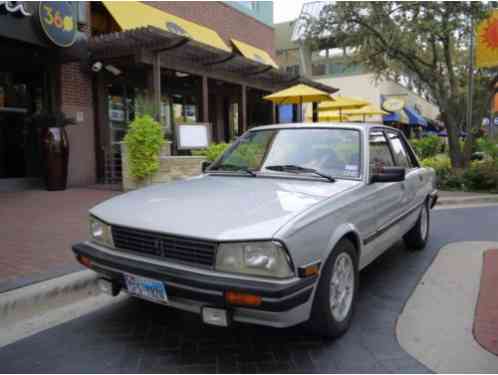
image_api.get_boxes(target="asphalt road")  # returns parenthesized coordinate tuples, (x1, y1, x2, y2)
(1, 205, 498, 373)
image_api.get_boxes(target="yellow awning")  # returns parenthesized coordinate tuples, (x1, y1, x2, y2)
(102, 1, 231, 52)
(319, 96, 371, 110)
(264, 84, 331, 105)
(231, 38, 278, 68)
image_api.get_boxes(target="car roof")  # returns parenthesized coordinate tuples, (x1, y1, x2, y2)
(248, 122, 396, 132)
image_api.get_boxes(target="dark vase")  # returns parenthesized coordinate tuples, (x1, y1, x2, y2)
(41, 126, 69, 191)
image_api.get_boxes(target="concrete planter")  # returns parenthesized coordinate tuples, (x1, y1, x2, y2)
(121, 142, 205, 191)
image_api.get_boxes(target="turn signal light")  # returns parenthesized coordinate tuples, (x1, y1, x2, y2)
(78, 255, 92, 268)
(225, 291, 262, 306)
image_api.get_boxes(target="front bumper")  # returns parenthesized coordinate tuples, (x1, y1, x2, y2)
(72, 242, 316, 328)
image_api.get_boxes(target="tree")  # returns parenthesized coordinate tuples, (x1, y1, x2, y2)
(307, 2, 495, 168)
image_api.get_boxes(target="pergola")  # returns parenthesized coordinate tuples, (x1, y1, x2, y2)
(88, 26, 338, 130)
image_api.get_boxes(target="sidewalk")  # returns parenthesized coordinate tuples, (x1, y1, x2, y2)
(397, 242, 498, 372)
(437, 190, 498, 206)
(0, 188, 118, 293)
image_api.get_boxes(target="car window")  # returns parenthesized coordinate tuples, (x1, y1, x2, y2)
(369, 131, 394, 173)
(385, 131, 414, 168)
(211, 128, 362, 179)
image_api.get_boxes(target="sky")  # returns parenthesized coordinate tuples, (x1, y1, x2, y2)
(273, 0, 308, 24)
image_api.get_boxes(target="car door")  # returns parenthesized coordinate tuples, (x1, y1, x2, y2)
(361, 129, 405, 265)
(384, 129, 423, 231)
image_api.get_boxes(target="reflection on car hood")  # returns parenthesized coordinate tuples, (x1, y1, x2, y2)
(90, 175, 361, 241)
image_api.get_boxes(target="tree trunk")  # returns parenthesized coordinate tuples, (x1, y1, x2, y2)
(440, 110, 464, 169)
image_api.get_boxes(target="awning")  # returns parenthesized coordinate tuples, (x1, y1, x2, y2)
(383, 111, 410, 124)
(404, 106, 428, 127)
(102, 1, 231, 52)
(231, 38, 278, 68)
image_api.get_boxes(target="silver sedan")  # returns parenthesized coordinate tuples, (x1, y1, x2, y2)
(73, 123, 437, 338)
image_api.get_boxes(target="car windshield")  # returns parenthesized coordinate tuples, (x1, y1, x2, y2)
(209, 128, 362, 180)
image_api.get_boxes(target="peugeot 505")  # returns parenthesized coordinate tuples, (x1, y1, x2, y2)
(73, 123, 437, 337)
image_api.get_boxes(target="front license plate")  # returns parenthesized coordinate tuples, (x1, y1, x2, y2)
(124, 273, 168, 303)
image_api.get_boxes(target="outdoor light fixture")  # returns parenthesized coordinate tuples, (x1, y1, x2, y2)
(175, 71, 189, 78)
(105, 65, 122, 76)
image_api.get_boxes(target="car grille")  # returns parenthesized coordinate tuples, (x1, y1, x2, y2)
(111, 225, 217, 267)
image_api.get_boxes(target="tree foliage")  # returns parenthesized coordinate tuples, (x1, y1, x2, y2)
(307, 1, 496, 168)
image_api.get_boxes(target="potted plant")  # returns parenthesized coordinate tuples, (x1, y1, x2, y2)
(31, 111, 76, 191)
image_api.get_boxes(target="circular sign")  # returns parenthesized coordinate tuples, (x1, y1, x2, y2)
(494, 117, 498, 126)
(382, 97, 405, 112)
(39, 1, 76, 47)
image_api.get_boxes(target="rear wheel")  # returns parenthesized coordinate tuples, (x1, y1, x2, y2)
(309, 238, 358, 338)
(403, 200, 430, 251)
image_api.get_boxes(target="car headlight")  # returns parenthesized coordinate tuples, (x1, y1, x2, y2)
(89, 216, 114, 247)
(215, 241, 294, 278)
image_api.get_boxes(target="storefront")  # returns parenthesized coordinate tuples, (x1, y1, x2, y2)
(0, 1, 85, 190)
(88, 1, 336, 185)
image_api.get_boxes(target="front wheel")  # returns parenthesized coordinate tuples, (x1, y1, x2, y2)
(309, 238, 358, 338)
(403, 200, 430, 251)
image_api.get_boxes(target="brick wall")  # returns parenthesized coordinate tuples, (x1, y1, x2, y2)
(145, 1, 275, 58)
(58, 61, 96, 187)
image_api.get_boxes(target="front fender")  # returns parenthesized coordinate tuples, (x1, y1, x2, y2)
(322, 223, 363, 268)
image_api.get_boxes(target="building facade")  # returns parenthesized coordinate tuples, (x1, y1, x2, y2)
(1, 1, 305, 191)
(274, 19, 440, 125)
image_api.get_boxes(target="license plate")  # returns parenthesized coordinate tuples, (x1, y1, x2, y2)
(124, 273, 168, 303)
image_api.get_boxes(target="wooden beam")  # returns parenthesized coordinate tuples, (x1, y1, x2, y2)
(202, 75, 209, 123)
(272, 103, 277, 124)
(152, 51, 161, 121)
(241, 84, 247, 131)
(138, 50, 278, 92)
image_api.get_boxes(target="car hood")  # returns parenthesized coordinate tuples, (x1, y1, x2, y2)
(91, 175, 361, 241)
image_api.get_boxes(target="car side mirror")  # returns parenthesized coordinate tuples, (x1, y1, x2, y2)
(371, 166, 405, 183)
(201, 160, 212, 173)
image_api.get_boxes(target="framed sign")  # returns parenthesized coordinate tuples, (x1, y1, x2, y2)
(176, 123, 212, 150)
(39, 1, 76, 47)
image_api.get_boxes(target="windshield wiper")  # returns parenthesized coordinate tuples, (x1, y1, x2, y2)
(210, 164, 257, 177)
(265, 165, 335, 182)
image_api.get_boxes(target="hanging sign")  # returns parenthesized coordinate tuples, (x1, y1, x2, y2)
(476, 10, 498, 68)
(38, 1, 76, 47)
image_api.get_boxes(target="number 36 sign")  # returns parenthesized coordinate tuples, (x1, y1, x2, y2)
(39, 1, 76, 47)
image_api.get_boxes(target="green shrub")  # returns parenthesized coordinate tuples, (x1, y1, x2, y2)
(462, 160, 498, 192)
(475, 138, 498, 161)
(410, 136, 442, 159)
(421, 154, 463, 190)
(192, 143, 230, 161)
(123, 115, 165, 180)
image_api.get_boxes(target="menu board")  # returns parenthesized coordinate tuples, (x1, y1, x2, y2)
(176, 123, 211, 150)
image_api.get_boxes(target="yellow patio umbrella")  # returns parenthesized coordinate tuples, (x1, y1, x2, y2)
(308, 110, 351, 122)
(340, 105, 389, 122)
(264, 84, 332, 121)
(319, 96, 371, 121)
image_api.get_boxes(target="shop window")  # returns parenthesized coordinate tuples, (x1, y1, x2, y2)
(285, 65, 299, 75)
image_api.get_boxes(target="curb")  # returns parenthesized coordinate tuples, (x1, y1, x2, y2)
(436, 195, 498, 206)
(0, 270, 101, 328)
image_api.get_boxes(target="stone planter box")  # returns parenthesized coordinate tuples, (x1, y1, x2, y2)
(121, 142, 205, 191)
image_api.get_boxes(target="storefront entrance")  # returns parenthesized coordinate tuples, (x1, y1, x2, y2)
(0, 69, 47, 190)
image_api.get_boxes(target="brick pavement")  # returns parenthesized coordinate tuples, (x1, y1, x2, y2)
(474, 249, 498, 356)
(0, 188, 118, 292)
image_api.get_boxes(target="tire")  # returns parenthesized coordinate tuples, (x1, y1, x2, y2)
(403, 200, 430, 251)
(309, 238, 358, 338)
